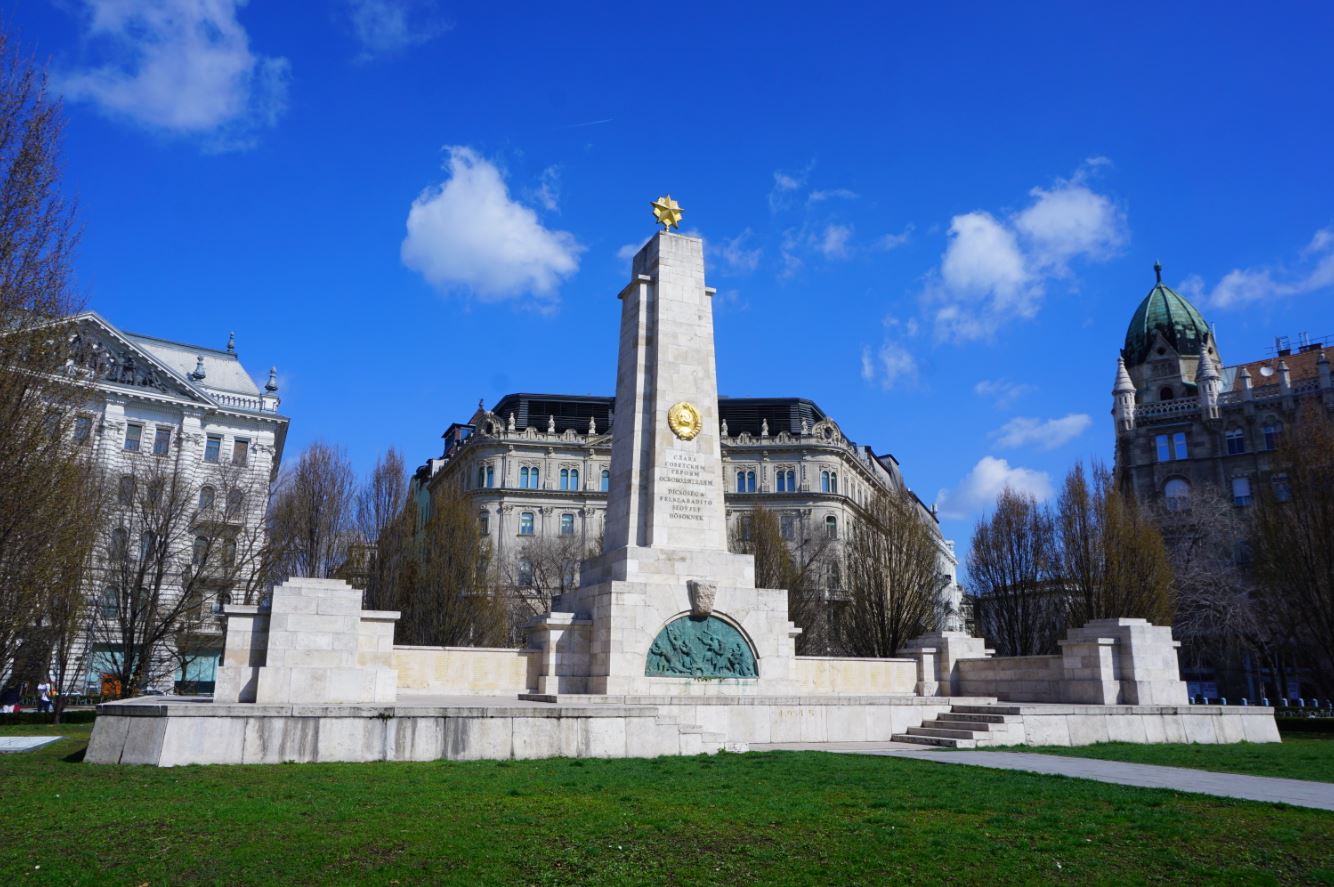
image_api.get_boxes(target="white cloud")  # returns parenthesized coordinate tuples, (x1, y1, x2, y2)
(818, 223, 853, 259)
(716, 229, 762, 274)
(974, 378, 1034, 409)
(876, 227, 913, 251)
(990, 413, 1092, 450)
(616, 242, 642, 263)
(808, 188, 858, 204)
(1014, 182, 1125, 270)
(860, 340, 918, 390)
(924, 164, 1125, 342)
(401, 146, 582, 309)
(58, 0, 289, 150)
(532, 165, 561, 212)
(768, 169, 804, 213)
(1203, 227, 1334, 309)
(343, 0, 449, 59)
(935, 456, 1052, 520)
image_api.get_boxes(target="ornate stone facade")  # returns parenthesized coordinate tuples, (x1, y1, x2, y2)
(59, 312, 289, 693)
(412, 393, 964, 641)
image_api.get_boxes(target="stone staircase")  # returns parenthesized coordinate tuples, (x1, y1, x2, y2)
(654, 712, 731, 755)
(892, 704, 1025, 749)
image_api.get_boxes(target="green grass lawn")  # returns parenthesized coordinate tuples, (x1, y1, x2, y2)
(0, 725, 1330, 886)
(981, 734, 1334, 783)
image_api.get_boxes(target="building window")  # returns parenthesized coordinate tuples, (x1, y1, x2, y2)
(479, 510, 489, 535)
(519, 511, 535, 535)
(1231, 476, 1252, 507)
(1262, 422, 1281, 451)
(570, 468, 579, 490)
(486, 465, 495, 488)
(776, 468, 796, 493)
(477, 466, 485, 489)
(737, 514, 752, 542)
(124, 423, 142, 452)
(1163, 478, 1190, 511)
(780, 513, 796, 540)
(825, 515, 838, 539)
(117, 475, 135, 507)
(736, 469, 757, 493)
(820, 470, 830, 493)
(101, 587, 119, 619)
(204, 434, 221, 463)
(829, 472, 837, 494)
(110, 528, 129, 560)
(139, 530, 157, 561)
(232, 438, 249, 466)
(152, 426, 171, 456)
(601, 469, 610, 492)
(1159, 386, 1174, 401)
(73, 415, 92, 445)
(199, 486, 216, 510)
(1155, 435, 1170, 462)
(226, 489, 243, 511)
(517, 558, 533, 587)
(1272, 474, 1292, 503)
(520, 466, 530, 489)
(560, 513, 575, 536)
(1173, 432, 1188, 460)
(1225, 428, 1246, 455)
(222, 539, 237, 566)
(192, 536, 209, 566)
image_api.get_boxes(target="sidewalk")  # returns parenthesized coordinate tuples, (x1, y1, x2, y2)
(751, 742, 1334, 812)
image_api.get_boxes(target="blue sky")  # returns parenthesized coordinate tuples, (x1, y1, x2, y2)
(12, 2, 1334, 547)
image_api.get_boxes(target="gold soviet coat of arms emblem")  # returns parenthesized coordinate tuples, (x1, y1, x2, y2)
(667, 401, 702, 440)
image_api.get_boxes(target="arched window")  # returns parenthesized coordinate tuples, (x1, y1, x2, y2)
(570, 468, 579, 490)
(139, 531, 157, 561)
(776, 469, 796, 492)
(530, 467, 539, 489)
(1163, 478, 1190, 511)
(520, 466, 530, 489)
(1225, 428, 1246, 455)
(559, 468, 569, 490)
(1262, 422, 1282, 451)
(222, 539, 237, 565)
(519, 512, 535, 536)
(827, 561, 841, 590)
(226, 489, 244, 511)
(479, 510, 489, 535)
(825, 515, 838, 539)
(560, 513, 575, 536)
(820, 470, 830, 493)
(600, 469, 610, 491)
(737, 470, 746, 493)
(477, 465, 486, 489)
(516, 558, 533, 587)
(830, 472, 838, 494)
(198, 486, 216, 510)
(1159, 386, 1174, 401)
(746, 470, 756, 493)
(485, 465, 495, 488)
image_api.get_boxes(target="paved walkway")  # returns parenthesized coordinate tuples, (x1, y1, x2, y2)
(752, 742, 1334, 812)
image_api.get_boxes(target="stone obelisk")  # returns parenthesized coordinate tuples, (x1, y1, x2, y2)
(529, 202, 799, 697)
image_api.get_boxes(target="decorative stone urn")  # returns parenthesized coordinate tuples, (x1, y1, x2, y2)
(687, 580, 716, 617)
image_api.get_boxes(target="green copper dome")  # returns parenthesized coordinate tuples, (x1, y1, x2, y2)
(1122, 262, 1210, 366)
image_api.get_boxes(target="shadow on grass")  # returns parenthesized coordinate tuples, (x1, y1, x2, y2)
(62, 746, 86, 764)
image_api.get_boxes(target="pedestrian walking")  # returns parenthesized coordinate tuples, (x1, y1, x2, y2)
(36, 679, 52, 713)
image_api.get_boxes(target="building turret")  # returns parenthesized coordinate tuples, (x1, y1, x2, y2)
(1239, 366, 1253, 401)
(1112, 356, 1136, 433)
(1197, 342, 1220, 419)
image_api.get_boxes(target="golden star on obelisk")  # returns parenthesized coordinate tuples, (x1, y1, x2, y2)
(651, 194, 684, 231)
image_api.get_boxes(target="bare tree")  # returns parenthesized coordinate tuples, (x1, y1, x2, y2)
(839, 488, 944, 658)
(89, 458, 269, 698)
(508, 534, 592, 625)
(389, 481, 508, 647)
(966, 488, 1064, 656)
(356, 447, 407, 605)
(729, 507, 832, 654)
(1058, 461, 1174, 628)
(270, 441, 356, 580)
(1250, 403, 1334, 697)
(0, 27, 91, 682)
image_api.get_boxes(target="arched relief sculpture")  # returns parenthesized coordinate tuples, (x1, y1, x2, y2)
(645, 615, 757, 679)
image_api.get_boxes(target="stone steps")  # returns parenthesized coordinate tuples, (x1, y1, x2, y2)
(891, 703, 1026, 749)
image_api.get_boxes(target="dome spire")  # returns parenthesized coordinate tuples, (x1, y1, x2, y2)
(1154, 260, 1162, 283)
